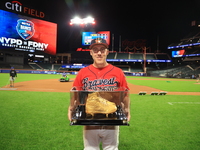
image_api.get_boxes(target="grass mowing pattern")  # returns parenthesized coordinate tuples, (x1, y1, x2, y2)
(127, 79, 200, 92)
(0, 91, 83, 150)
(121, 95, 200, 150)
(0, 92, 200, 150)
(0, 74, 200, 149)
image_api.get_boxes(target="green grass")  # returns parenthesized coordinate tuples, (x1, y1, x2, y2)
(0, 91, 83, 150)
(127, 78, 199, 92)
(122, 95, 200, 150)
(0, 73, 76, 88)
(0, 73, 200, 150)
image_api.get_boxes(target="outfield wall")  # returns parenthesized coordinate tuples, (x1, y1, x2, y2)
(0, 69, 145, 76)
(0, 69, 72, 75)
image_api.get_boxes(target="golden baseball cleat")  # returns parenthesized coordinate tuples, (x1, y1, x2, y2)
(86, 92, 117, 117)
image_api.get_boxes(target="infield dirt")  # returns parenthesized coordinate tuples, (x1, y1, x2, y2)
(3, 78, 200, 95)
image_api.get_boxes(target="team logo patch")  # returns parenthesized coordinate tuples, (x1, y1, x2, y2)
(16, 19, 35, 40)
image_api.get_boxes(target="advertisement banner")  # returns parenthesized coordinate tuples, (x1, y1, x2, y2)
(0, 9, 57, 55)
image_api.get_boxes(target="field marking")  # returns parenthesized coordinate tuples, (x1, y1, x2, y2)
(0, 88, 17, 90)
(29, 88, 55, 90)
(14, 88, 56, 91)
(168, 102, 200, 105)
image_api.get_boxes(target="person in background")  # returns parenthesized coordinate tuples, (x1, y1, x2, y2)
(62, 72, 67, 77)
(68, 38, 131, 150)
(196, 74, 200, 83)
(10, 67, 17, 87)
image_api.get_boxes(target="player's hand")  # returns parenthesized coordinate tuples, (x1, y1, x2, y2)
(124, 107, 130, 122)
(68, 100, 77, 121)
(121, 101, 130, 122)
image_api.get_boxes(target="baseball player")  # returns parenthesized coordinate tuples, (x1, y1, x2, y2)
(68, 38, 130, 150)
(9, 67, 17, 87)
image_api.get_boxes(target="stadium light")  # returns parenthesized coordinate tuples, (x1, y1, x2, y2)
(70, 16, 82, 24)
(70, 16, 95, 26)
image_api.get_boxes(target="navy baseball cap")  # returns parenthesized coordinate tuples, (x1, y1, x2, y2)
(11, 67, 14, 69)
(89, 38, 109, 49)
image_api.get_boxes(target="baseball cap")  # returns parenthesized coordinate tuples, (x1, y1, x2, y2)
(89, 38, 109, 49)
(11, 67, 14, 69)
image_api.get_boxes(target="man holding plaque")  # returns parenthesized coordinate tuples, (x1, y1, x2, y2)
(68, 38, 131, 150)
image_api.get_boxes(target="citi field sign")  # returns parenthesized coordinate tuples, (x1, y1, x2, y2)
(5, 1, 45, 18)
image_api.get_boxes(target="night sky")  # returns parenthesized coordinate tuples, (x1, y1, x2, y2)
(3, 0, 200, 53)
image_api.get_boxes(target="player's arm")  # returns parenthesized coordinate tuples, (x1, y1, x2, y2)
(120, 70, 131, 121)
(15, 71, 17, 77)
(68, 88, 78, 121)
(68, 106, 73, 121)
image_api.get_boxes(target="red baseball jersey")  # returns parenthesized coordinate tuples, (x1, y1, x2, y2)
(73, 64, 129, 91)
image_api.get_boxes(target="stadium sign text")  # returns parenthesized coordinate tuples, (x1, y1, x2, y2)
(0, 37, 48, 51)
(5, 1, 45, 18)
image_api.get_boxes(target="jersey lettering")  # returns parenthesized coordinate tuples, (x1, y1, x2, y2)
(82, 77, 118, 91)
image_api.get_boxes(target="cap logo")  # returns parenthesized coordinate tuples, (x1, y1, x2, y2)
(95, 39, 102, 43)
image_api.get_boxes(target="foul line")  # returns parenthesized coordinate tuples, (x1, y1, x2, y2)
(168, 102, 200, 105)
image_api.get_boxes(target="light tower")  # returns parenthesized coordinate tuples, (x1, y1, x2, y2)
(69, 16, 95, 27)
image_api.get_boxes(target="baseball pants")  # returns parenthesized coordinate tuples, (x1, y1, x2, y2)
(83, 126, 119, 150)
(10, 77, 15, 81)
